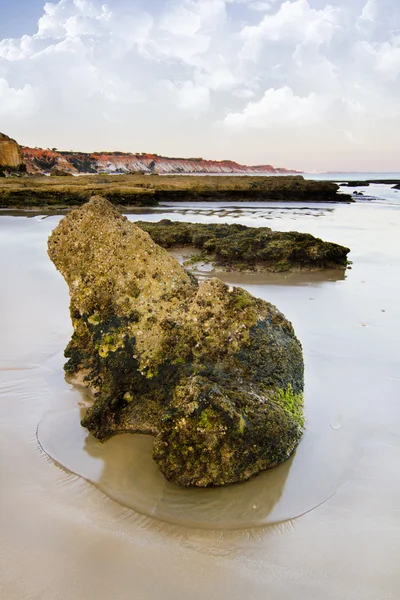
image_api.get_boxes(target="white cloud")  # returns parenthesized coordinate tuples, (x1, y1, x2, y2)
(357, 40, 400, 81)
(226, 0, 272, 9)
(204, 68, 239, 91)
(161, 80, 211, 114)
(0, 79, 37, 117)
(224, 87, 324, 128)
(360, 0, 376, 21)
(248, 1, 272, 11)
(240, 0, 341, 61)
(233, 88, 256, 98)
(161, 0, 227, 36)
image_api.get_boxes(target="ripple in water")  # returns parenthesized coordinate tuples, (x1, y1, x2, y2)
(37, 398, 348, 529)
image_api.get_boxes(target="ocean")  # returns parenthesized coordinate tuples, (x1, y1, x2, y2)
(1, 183, 400, 599)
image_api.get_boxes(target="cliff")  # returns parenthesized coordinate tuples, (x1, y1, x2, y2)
(0, 133, 23, 172)
(21, 147, 298, 176)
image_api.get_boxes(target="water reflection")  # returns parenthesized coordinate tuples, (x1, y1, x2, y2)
(135, 205, 336, 223)
(0, 202, 336, 222)
(38, 406, 292, 529)
(169, 250, 348, 286)
(197, 268, 347, 286)
(38, 356, 350, 533)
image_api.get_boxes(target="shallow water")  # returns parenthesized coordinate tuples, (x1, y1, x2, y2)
(1, 198, 400, 598)
(304, 171, 400, 182)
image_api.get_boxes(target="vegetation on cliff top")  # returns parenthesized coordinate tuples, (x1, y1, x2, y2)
(0, 173, 352, 208)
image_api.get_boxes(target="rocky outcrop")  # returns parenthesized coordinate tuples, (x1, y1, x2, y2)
(343, 181, 370, 187)
(48, 197, 305, 487)
(0, 133, 23, 172)
(22, 146, 298, 176)
(138, 220, 350, 272)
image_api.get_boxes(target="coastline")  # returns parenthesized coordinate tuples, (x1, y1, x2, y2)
(0, 174, 353, 209)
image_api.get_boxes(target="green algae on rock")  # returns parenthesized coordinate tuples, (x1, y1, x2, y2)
(48, 197, 305, 487)
(137, 220, 350, 272)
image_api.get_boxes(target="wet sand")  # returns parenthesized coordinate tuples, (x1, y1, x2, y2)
(1, 196, 400, 599)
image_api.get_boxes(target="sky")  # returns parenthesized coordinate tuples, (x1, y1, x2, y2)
(0, 0, 399, 171)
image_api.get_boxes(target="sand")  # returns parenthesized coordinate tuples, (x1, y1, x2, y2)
(1, 194, 400, 599)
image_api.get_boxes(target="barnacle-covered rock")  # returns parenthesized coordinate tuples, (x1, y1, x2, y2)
(48, 197, 305, 487)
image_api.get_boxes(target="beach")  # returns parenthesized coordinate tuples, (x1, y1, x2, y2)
(1, 187, 400, 599)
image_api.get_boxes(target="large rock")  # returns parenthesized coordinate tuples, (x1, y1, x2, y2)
(137, 220, 350, 272)
(0, 132, 23, 168)
(48, 197, 305, 487)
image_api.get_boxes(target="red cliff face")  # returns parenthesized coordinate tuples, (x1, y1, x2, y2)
(20, 147, 298, 176)
(22, 147, 77, 174)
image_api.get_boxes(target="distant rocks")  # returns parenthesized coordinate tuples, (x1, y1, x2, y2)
(48, 197, 305, 487)
(340, 179, 400, 188)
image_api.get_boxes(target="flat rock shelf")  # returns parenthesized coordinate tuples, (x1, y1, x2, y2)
(0, 173, 353, 207)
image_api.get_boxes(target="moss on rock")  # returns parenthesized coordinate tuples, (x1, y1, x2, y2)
(48, 197, 305, 487)
(137, 220, 350, 272)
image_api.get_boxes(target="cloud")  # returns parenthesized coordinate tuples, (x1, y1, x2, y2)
(224, 87, 324, 128)
(248, 2, 272, 11)
(0, 79, 37, 118)
(225, 0, 271, 9)
(0, 0, 398, 170)
(233, 88, 256, 99)
(357, 40, 400, 82)
(239, 0, 341, 61)
(160, 80, 211, 114)
(360, 0, 376, 20)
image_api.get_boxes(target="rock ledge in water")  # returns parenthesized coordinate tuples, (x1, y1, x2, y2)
(137, 220, 350, 272)
(48, 197, 305, 487)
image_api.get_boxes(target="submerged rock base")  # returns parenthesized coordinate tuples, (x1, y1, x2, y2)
(48, 197, 305, 487)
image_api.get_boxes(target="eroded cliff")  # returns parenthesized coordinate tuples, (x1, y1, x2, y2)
(0, 133, 23, 172)
(21, 147, 298, 176)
